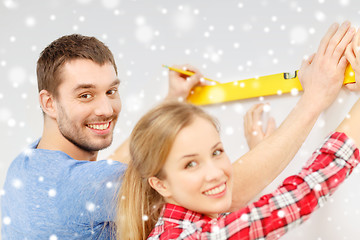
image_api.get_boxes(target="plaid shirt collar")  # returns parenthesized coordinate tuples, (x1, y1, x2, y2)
(161, 203, 213, 224)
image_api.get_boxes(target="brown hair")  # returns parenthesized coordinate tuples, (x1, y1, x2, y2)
(115, 101, 219, 240)
(36, 34, 117, 98)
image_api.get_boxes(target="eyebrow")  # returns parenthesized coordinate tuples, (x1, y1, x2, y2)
(179, 142, 222, 160)
(73, 78, 120, 92)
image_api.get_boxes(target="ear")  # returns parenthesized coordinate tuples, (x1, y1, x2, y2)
(39, 89, 57, 119)
(148, 177, 172, 198)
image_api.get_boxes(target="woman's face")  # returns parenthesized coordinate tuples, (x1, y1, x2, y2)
(154, 116, 233, 217)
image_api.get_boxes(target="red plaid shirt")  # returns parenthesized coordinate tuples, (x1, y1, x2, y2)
(147, 132, 359, 240)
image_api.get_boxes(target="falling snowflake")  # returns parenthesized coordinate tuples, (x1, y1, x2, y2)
(25, 16, 36, 27)
(277, 210, 285, 218)
(315, 11, 326, 22)
(289, 26, 309, 45)
(86, 202, 96, 212)
(0, 108, 12, 122)
(240, 214, 249, 221)
(3, 216, 11, 225)
(135, 25, 154, 44)
(125, 95, 143, 112)
(49, 234, 58, 240)
(8, 66, 27, 87)
(48, 189, 57, 197)
(290, 88, 299, 96)
(12, 178, 23, 189)
(173, 5, 195, 31)
(339, 0, 350, 6)
(225, 127, 234, 135)
(101, 0, 119, 9)
(3, 0, 18, 9)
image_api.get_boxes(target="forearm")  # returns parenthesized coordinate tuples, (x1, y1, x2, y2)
(226, 132, 359, 239)
(336, 98, 360, 147)
(230, 94, 324, 210)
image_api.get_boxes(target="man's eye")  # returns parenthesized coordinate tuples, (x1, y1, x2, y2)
(107, 89, 117, 95)
(80, 94, 92, 99)
(185, 161, 197, 169)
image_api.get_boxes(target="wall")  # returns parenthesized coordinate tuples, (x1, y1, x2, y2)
(1, 0, 360, 239)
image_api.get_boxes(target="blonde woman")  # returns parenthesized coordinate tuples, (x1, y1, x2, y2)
(116, 91, 360, 239)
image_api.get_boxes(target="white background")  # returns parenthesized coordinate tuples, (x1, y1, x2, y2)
(1, 0, 360, 239)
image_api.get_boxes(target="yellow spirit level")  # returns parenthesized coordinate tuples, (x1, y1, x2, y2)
(186, 65, 356, 105)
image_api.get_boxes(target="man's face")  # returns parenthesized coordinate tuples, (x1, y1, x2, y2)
(54, 59, 121, 152)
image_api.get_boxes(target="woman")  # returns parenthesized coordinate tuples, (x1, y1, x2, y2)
(115, 99, 360, 240)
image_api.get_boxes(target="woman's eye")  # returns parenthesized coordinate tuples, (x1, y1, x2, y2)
(213, 149, 223, 156)
(185, 161, 197, 169)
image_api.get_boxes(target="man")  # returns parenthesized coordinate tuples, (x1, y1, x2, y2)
(1, 21, 356, 239)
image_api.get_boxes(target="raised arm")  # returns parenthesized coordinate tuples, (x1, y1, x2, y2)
(230, 21, 355, 210)
(338, 27, 360, 145)
(108, 64, 204, 163)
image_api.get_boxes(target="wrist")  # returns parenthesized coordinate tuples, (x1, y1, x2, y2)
(299, 92, 329, 113)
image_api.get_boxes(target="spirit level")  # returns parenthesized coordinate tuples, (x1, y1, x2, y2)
(186, 65, 355, 105)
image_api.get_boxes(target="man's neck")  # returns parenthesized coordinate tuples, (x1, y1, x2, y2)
(38, 122, 98, 161)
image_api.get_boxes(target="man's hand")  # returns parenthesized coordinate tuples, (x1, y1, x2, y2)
(298, 21, 355, 111)
(345, 27, 360, 91)
(165, 64, 204, 101)
(244, 103, 276, 150)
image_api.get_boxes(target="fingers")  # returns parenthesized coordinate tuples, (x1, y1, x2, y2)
(338, 56, 349, 70)
(252, 104, 264, 130)
(265, 117, 276, 137)
(173, 64, 202, 76)
(306, 53, 316, 64)
(317, 22, 340, 56)
(244, 103, 264, 134)
(345, 43, 356, 65)
(171, 64, 204, 86)
(188, 72, 204, 87)
(353, 28, 360, 51)
(244, 104, 258, 132)
(344, 28, 360, 91)
(244, 103, 275, 149)
(300, 53, 316, 69)
(333, 28, 355, 64)
(324, 21, 353, 59)
(346, 28, 360, 71)
(344, 83, 360, 91)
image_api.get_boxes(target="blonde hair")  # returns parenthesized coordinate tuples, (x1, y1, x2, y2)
(115, 101, 219, 240)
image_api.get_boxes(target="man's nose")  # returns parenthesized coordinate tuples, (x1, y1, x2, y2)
(94, 95, 114, 117)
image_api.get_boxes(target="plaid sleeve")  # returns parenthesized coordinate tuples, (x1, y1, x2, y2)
(202, 132, 359, 240)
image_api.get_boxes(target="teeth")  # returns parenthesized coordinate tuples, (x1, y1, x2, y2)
(204, 184, 226, 196)
(88, 122, 110, 130)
